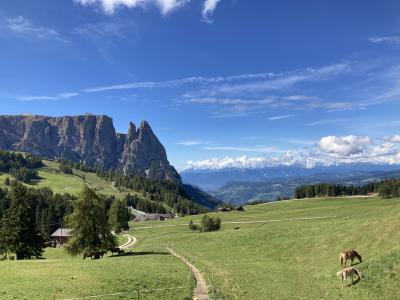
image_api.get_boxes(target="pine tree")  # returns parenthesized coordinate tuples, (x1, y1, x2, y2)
(108, 199, 130, 234)
(66, 186, 116, 258)
(0, 184, 43, 259)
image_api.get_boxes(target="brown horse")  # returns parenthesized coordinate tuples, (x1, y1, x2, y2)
(340, 250, 362, 267)
(336, 267, 362, 287)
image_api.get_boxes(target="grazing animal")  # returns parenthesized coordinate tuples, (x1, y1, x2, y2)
(336, 267, 362, 287)
(109, 247, 121, 255)
(340, 250, 362, 267)
(83, 252, 94, 260)
(234, 226, 240, 230)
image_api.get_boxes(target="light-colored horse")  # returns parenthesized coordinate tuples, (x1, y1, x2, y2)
(337, 267, 362, 287)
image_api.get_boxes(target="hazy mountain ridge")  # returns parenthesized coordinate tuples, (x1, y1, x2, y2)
(210, 169, 400, 205)
(181, 164, 400, 191)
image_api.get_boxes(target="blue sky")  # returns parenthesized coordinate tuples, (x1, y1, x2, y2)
(1, 0, 400, 170)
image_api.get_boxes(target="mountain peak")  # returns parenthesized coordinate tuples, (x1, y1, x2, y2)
(0, 114, 180, 183)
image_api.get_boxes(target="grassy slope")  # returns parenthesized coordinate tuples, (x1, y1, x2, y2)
(0, 247, 194, 300)
(130, 197, 400, 299)
(0, 160, 141, 198)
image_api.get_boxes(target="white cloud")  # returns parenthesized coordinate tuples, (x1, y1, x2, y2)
(384, 134, 400, 143)
(268, 114, 294, 121)
(203, 146, 280, 153)
(17, 92, 79, 101)
(176, 140, 202, 146)
(368, 36, 400, 45)
(74, 0, 189, 15)
(318, 135, 372, 156)
(7, 16, 68, 43)
(182, 135, 400, 170)
(202, 0, 221, 23)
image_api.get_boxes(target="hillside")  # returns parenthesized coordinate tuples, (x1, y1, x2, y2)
(0, 157, 219, 213)
(3, 196, 400, 299)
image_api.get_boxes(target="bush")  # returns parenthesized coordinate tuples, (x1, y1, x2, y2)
(189, 215, 221, 232)
(201, 214, 221, 232)
(4, 177, 10, 186)
(188, 220, 200, 231)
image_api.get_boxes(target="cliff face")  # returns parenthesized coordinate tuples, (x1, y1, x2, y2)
(0, 115, 181, 183)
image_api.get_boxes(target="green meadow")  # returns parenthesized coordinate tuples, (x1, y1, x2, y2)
(0, 160, 141, 197)
(131, 196, 400, 299)
(0, 247, 194, 300)
(1, 195, 400, 299)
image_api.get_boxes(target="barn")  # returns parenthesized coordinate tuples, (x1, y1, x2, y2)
(51, 228, 72, 245)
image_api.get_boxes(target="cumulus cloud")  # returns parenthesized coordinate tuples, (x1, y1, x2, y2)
(318, 135, 372, 156)
(202, 0, 222, 23)
(74, 0, 189, 15)
(384, 134, 400, 143)
(182, 134, 400, 170)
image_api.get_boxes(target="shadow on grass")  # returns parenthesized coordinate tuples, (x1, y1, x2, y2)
(108, 251, 169, 258)
(348, 276, 361, 286)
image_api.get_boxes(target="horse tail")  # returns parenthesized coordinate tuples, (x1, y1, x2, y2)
(340, 253, 344, 267)
(353, 250, 362, 262)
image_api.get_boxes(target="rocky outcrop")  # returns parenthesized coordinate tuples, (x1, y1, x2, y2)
(0, 114, 181, 183)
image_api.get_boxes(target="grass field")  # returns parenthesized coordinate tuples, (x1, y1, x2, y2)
(1, 196, 400, 299)
(0, 160, 142, 198)
(130, 196, 400, 299)
(0, 246, 194, 300)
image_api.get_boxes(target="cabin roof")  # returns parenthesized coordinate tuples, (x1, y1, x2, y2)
(51, 228, 72, 237)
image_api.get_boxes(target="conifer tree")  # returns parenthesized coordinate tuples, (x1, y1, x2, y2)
(66, 186, 116, 258)
(0, 184, 43, 259)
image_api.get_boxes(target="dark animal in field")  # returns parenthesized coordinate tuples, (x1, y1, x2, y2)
(97, 251, 106, 258)
(118, 249, 125, 255)
(234, 226, 240, 230)
(340, 250, 362, 267)
(109, 247, 121, 255)
(83, 252, 94, 260)
(336, 267, 362, 287)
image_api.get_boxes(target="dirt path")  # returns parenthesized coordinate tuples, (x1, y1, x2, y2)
(167, 247, 209, 300)
(119, 232, 137, 249)
(133, 215, 337, 230)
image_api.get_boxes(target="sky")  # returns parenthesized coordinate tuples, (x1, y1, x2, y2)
(1, 0, 400, 170)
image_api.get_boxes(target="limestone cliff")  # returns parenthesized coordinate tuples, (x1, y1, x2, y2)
(0, 114, 180, 183)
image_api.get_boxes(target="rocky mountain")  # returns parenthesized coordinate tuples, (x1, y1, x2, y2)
(0, 114, 180, 183)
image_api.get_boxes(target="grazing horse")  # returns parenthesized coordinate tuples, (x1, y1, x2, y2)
(109, 247, 122, 255)
(336, 267, 362, 287)
(340, 250, 362, 267)
(234, 226, 240, 230)
(83, 251, 95, 260)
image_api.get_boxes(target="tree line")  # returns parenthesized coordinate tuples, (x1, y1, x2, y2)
(0, 151, 42, 183)
(57, 158, 209, 215)
(295, 179, 400, 199)
(0, 184, 130, 260)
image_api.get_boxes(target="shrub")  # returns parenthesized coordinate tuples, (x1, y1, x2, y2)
(189, 215, 221, 232)
(188, 220, 200, 231)
(201, 214, 221, 232)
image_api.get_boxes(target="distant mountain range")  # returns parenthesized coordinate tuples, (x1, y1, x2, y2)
(181, 164, 400, 205)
